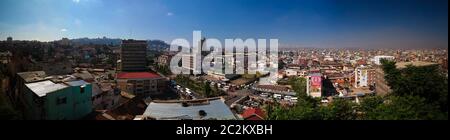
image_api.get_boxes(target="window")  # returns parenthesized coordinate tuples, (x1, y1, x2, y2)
(80, 85, 85, 93)
(57, 97, 67, 105)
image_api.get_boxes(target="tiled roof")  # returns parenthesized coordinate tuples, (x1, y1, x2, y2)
(241, 108, 266, 120)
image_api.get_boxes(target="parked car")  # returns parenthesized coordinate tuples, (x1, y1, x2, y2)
(273, 94, 282, 100)
(260, 93, 270, 98)
(284, 96, 292, 101)
(290, 97, 298, 103)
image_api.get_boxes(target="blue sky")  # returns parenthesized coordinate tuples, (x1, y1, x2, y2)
(0, 0, 448, 48)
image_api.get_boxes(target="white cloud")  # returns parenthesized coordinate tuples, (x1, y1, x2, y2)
(60, 28, 68, 32)
(167, 12, 173, 16)
(73, 0, 80, 3)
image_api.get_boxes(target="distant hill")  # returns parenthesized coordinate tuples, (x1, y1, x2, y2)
(148, 40, 170, 51)
(67, 37, 170, 51)
(70, 37, 122, 46)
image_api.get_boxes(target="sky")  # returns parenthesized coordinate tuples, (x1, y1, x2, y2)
(0, 0, 448, 48)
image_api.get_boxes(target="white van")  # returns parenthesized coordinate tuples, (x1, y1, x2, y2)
(284, 96, 292, 101)
(321, 99, 329, 103)
(273, 94, 282, 100)
(290, 97, 298, 103)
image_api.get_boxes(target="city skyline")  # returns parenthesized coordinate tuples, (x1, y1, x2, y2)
(0, 0, 448, 48)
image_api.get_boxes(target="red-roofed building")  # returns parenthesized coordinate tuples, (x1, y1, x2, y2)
(116, 72, 166, 97)
(241, 108, 266, 120)
(357, 59, 367, 66)
(117, 72, 161, 79)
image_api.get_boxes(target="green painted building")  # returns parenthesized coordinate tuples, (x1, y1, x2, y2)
(22, 80, 92, 120)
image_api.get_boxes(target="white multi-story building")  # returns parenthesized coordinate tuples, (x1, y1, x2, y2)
(285, 69, 298, 77)
(372, 56, 395, 65)
(354, 65, 375, 88)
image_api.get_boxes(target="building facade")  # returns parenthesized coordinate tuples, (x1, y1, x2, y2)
(120, 40, 148, 72)
(306, 73, 322, 98)
(157, 54, 173, 67)
(375, 67, 391, 96)
(92, 83, 121, 110)
(0, 51, 12, 64)
(21, 80, 92, 120)
(354, 66, 375, 88)
(116, 72, 166, 97)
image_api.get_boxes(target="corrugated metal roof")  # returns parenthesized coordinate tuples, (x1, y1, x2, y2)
(143, 99, 236, 120)
(92, 84, 102, 97)
(309, 73, 322, 76)
(17, 71, 47, 83)
(66, 80, 89, 86)
(25, 80, 68, 97)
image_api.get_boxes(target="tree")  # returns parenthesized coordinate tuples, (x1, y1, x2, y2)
(381, 59, 448, 116)
(266, 96, 323, 120)
(288, 77, 307, 96)
(319, 98, 356, 120)
(204, 81, 212, 97)
(364, 95, 446, 120)
(359, 96, 384, 119)
(214, 83, 219, 91)
(288, 97, 322, 120)
(0, 92, 20, 120)
(278, 60, 286, 70)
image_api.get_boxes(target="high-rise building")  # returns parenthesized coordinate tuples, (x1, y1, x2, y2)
(182, 53, 198, 74)
(120, 40, 148, 72)
(180, 38, 205, 75)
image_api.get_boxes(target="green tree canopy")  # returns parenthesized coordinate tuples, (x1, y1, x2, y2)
(381, 59, 448, 113)
(363, 95, 446, 120)
(288, 77, 307, 97)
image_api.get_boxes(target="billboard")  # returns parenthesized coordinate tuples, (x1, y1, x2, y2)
(311, 76, 322, 86)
